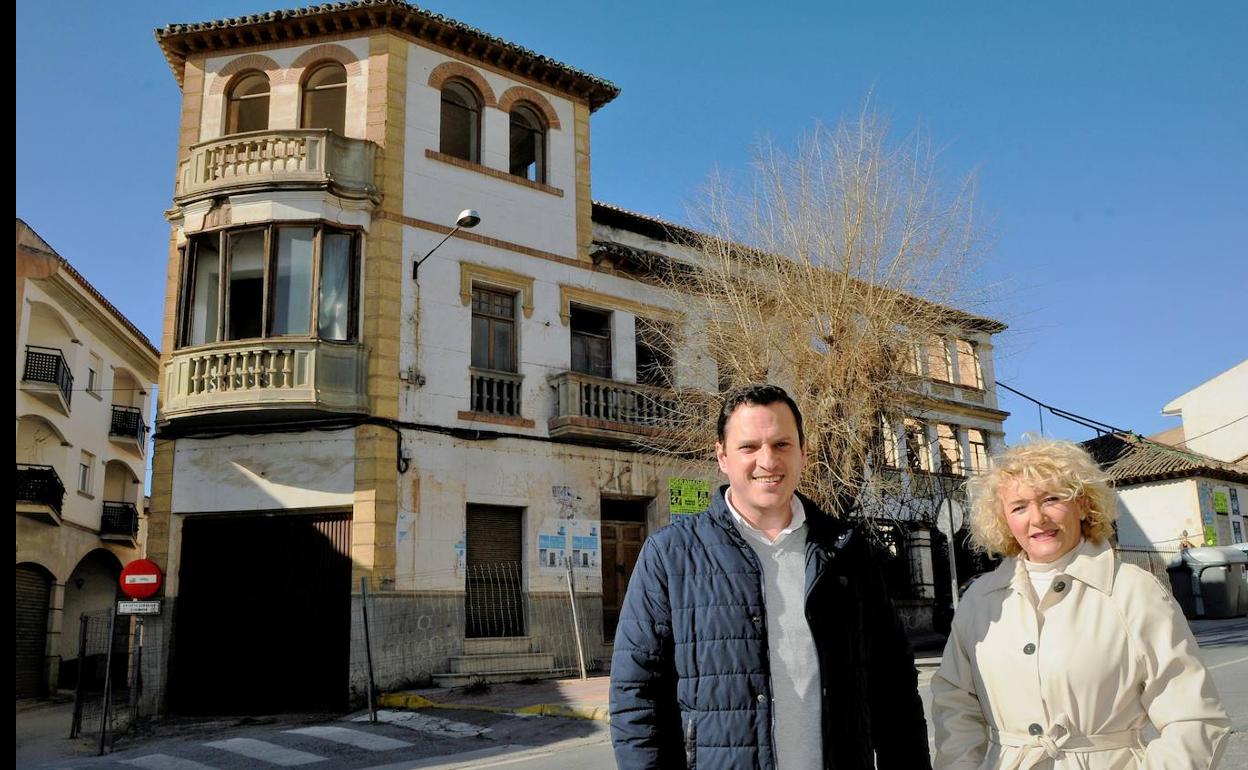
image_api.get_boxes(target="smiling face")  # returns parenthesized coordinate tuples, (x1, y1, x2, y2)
(999, 476, 1086, 563)
(716, 401, 806, 524)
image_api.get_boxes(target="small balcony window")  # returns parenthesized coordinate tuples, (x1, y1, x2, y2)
(440, 81, 481, 163)
(571, 306, 611, 379)
(635, 319, 674, 388)
(226, 72, 270, 135)
(968, 429, 990, 473)
(178, 224, 359, 348)
(904, 418, 932, 473)
(956, 339, 984, 389)
(509, 104, 546, 183)
(471, 287, 517, 373)
(937, 424, 964, 475)
(301, 62, 347, 135)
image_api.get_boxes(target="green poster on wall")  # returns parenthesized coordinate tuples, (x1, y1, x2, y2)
(669, 478, 711, 515)
(1213, 490, 1230, 514)
(1204, 525, 1219, 546)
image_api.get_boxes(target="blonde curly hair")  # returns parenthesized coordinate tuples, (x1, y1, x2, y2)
(966, 437, 1119, 559)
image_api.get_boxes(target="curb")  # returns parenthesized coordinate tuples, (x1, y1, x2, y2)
(377, 692, 610, 722)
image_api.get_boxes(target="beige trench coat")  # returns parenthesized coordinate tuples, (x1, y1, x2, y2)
(932, 539, 1229, 769)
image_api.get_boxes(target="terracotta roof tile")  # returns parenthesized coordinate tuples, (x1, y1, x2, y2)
(1083, 432, 1248, 486)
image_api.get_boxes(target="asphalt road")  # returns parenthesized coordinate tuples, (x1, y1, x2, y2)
(18, 617, 1246, 769)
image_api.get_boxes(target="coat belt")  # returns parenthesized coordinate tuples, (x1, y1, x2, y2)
(989, 725, 1143, 769)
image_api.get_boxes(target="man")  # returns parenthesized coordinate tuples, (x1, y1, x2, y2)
(610, 384, 931, 769)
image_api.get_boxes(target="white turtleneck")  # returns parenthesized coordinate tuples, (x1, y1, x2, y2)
(1022, 540, 1083, 599)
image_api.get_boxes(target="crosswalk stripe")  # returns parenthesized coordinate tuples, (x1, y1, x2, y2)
(285, 725, 412, 751)
(123, 754, 219, 770)
(204, 737, 326, 766)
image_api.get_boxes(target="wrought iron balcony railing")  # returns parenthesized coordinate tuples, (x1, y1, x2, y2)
(109, 405, 147, 451)
(16, 464, 66, 517)
(23, 346, 74, 407)
(100, 501, 140, 539)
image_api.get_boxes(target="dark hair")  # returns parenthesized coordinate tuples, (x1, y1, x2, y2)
(716, 384, 805, 447)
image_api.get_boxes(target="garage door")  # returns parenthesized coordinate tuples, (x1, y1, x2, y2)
(16, 564, 52, 699)
(168, 512, 352, 714)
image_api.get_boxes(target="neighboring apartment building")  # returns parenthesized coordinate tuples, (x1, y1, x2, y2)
(1085, 432, 1248, 571)
(1156, 360, 1248, 465)
(148, 1, 1007, 713)
(16, 219, 160, 698)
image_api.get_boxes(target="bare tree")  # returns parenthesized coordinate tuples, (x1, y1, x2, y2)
(650, 108, 992, 525)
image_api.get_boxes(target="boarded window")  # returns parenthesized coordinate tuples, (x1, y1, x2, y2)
(956, 339, 984, 389)
(927, 336, 952, 382)
(968, 429, 990, 474)
(904, 419, 932, 473)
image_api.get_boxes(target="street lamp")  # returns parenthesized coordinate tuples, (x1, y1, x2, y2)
(411, 209, 481, 280)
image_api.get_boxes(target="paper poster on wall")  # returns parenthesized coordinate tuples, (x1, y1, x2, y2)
(1213, 490, 1230, 514)
(552, 485, 578, 519)
(569, 519, 599, 570)
(537, 522, 568, 571)
(1204, 525, 1219, 546)
(669, 477, 711, 515)
(453, 532, 466, 576)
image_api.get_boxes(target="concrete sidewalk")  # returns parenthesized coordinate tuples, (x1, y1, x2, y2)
(379, 638, 945, 724)
(380, 676, 613, 722)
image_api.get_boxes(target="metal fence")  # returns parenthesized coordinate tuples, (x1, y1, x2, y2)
(70, 608, 166, 754)
(1116, 546, 1178, 587)
(353, 560, 600, 703)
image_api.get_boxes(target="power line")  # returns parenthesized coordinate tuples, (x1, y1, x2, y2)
(995, 380, 1129, 437)
(1175, 414, 1248, 447)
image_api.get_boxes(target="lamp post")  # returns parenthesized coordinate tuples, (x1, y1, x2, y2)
(411, 208, 481, 280)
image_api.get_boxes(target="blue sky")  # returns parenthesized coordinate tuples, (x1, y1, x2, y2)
(16, 1, 1247, 444)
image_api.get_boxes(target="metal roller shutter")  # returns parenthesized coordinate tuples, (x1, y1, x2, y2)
(465, 505, 524, 638)
(16, 565, 52, 699)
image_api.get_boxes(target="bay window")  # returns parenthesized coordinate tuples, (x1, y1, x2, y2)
(178, 223, 359, 348)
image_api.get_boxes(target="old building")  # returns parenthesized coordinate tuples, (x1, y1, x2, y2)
(16, 219, 160, 698)
(148, 1, 1007, 713)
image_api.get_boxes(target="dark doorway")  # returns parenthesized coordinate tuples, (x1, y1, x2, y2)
(168, 511, 352, 714)
(601, 498, 648, 641)
(465, 505, 525, 638)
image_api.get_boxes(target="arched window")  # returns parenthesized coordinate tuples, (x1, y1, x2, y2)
(509, 104, 546, 183)
(440, 81, 481, 162)
(226, 72, 270, 134)
(301, 62, 347, 135)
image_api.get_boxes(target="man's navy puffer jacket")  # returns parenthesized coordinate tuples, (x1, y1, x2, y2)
(609, 486, 931, 770)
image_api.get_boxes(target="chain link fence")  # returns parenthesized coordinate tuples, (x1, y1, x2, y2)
(351, 561, 602, 702)
(1116, 546, 1179, 587)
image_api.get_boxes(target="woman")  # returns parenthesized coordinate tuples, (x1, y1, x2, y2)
(932, 438, 1229, 769)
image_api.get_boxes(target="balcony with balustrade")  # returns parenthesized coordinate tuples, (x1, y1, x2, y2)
(174, 129, 379, 206)
(161, 339, 368, 428)
(547, 371, 689, 445)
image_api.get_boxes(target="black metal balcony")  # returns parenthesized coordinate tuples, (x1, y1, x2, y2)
(23, 346, 74, 407)
(16, 464, 66, 518)
(109, 405, 147, 451)
(100, 502, 140, 540)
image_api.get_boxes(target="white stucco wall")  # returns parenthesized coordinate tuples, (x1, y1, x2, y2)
(403, 46, 579, 260)
(171, 430, 357, 513)
(200, 38, 372, 142)
(397, 432, 716, 592)
(1115, 478, 1201, 550)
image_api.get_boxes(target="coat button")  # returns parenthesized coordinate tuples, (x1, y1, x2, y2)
(1054, 580, 1067, 593)
(1028, 723, 1043, 736)
(752, 615, 762, 625)
(1023, 643, 1036, 655)
(757, 694, 767, 704)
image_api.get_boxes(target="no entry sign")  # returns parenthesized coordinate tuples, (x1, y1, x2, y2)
(120, 559, 163, 599)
